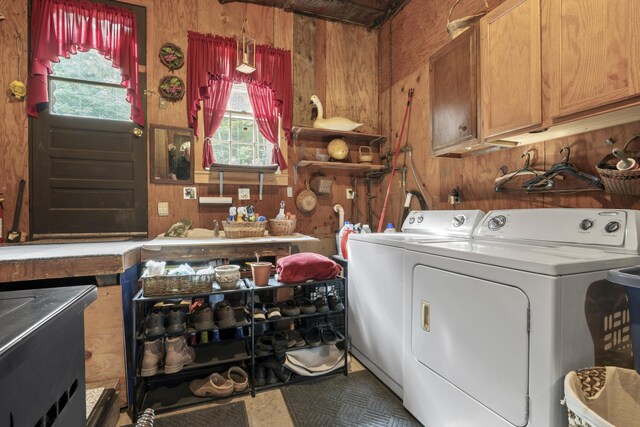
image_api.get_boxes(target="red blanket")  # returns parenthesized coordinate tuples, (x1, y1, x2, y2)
(276, 252, 341, 284)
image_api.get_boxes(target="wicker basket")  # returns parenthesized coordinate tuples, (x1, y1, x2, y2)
(595, 135, 640, 196)
(222, 220, 267, 239)
(447, 0, 489, 39)
(141, 273, 215, 297)
(269, 219, 297, 236)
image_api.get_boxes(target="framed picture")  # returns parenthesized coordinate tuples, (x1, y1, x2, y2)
(183, 187, 196, 200)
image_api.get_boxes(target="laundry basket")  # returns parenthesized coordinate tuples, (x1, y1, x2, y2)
(564, 366, 640, 427)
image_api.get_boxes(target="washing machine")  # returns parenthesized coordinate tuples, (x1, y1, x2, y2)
(402, 208, 640, 427)
(347, 210, 485, 397)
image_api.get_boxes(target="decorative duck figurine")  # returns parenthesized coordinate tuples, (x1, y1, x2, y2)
(309, 95, 363, 131)
(275, 201, 286, 220)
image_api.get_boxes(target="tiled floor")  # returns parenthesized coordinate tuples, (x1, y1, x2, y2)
(117, 357, 366, 426)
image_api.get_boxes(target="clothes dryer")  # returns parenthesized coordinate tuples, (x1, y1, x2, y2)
(403, 209, 640, 427)
(347, 210, 484, 397)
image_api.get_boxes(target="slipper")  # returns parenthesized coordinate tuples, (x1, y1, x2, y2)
(314, 297, 330, 313)
(223, 366, 249, 392)
(265, 303, 282, 320)
(189, 373, 234, 398)
(328, 294, 345, 311)
(296, 298, 316, 314)
(281, 300, 300, 317)
(304, 327, 322, 347)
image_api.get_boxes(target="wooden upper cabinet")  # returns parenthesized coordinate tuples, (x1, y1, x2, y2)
(430, 25, 479, 157)
(548, 0, 640, 119)
(480, 0, 541, 141)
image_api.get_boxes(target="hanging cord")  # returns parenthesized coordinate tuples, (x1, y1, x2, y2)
(377, 88, 414, 233)
(407, 145, 430, 208)
(400, 190, 428, 226)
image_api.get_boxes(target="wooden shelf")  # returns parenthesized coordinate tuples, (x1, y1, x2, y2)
(296, 160, 386, 172)
(291, 126, 386, 145)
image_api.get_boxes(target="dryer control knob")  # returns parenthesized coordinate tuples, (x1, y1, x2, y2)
(409, 217, 415, 224)
(579, 219, 594, 231)
(452, 215, 466, 227)
(487, 215, 506, 231)
(417, 216, 424, 223)
(605, 221, 621, 233)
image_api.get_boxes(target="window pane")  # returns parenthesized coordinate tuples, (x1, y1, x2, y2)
(231, 144, 255, 166)
(228, 84, 253, 113)
(231, 118, 254, 143)
(49, 79, 130, 121)
(212, 142, 230, 164)
(213, 117, 231, 142)
(52, 50, 122, 84)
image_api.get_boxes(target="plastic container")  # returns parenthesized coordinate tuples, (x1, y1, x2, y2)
(606, 266, 640, 373)
(337, 221, 354, 258)
(361, 224, 372, 233)
(384, 223, 396, 233)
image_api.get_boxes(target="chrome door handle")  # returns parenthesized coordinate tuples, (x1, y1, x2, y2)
(133, 127, 143, 137)
(421, 300, 430, 332)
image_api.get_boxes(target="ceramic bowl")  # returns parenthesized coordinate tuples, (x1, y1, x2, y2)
(214, 265, 241, 289)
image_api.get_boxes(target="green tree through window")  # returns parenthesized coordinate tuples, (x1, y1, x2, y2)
(211, 84, 272, 166)
(49, 50, 131, 121)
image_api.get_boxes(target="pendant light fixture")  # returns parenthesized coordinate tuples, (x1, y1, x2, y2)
(236, 18, 256, 74)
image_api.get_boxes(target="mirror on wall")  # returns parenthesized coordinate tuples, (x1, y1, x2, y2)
(150, 124, 194, 184)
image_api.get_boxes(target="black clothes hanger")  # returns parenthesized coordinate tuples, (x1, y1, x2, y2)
(524, 147, 604, 193)
(494, 150, 553, 192)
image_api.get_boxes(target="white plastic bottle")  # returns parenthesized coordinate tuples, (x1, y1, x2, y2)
(384, 223, 396, 233)
(337, 221, 354, 258)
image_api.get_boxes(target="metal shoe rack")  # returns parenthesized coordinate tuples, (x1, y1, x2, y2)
(129, 276, 347, 421)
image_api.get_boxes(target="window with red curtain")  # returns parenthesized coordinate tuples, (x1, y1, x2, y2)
(187, 31, 292, 170)
(28, 0, 143, 126)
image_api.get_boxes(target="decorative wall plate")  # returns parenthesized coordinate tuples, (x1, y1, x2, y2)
(158, 75, 185, 101)
(159, 43, 184, 70)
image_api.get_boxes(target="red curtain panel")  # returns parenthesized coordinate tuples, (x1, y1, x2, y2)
(28, 0, 143, 125)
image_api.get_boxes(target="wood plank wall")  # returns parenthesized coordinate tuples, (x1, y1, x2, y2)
(0, 0, 378, 242)
(376, 0, 640, 225)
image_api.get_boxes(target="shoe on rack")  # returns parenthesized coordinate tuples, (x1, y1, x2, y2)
(314, 297, 330, 313)
(166, 307, 187, 334)
(164, 336, 195, 374)
(296, 298, 316, 314)
(189, 373, 234, 398)
(141, 339, 163, 377)
(280, 300, 300, 317)
(144, 308, 166, 338)
(266, 368, 279, 385)
(257, 331, 289, 356)
(263, 355, 291, 383)
(283, 330, 305, 348)
(215, 300, 236, 328)
(190, 304, 216, 331)
(320, 326, 344, 345)
(304, 327, 322, 347)
(327, 294, 345, 311)
(265, 303, 282, 320)
(254, 364, 266, 387)
(223, 366, 249, 392)
(245, 302, 267, 322)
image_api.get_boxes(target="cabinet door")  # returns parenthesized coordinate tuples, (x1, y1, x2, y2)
(549, 0, 640, 119)
(430, 26, 478, 156)
(481, 0, 541, 140)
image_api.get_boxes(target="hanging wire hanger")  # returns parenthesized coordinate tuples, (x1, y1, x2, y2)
(494, 150, 554, 192)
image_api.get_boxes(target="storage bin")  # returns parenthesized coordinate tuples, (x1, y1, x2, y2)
(606, 266, 640, 372)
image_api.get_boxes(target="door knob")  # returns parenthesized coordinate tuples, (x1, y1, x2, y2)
(133, 127, 144, 137)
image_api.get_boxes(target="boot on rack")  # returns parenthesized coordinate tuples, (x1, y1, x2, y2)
(164, 336, 195, 374)
(141, 339, 163, 377)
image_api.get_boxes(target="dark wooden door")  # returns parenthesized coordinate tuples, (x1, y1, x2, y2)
(30, 0, 147, 238)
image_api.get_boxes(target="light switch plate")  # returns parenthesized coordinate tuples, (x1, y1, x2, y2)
(287, 186, 293, 198)
(346, 188, 354, 199)
(238, 188, 250, 200)
(158, 202, 169, 216)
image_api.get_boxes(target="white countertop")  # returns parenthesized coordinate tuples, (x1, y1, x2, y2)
(0, 240, 144, 262)
(142, 233, 317, 250)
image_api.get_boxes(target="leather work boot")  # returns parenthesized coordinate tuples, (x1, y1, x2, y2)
(164, 336, 195, 374)
(166, 307, 187, 334)
(141, 339, 163, 377)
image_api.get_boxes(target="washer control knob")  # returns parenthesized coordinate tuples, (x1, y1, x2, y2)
(605, 221, 621, 233)
(579, 219, 594, 231)
(408, 217, 415, 224)
(487, 215, 507, 231)
(417, 216, 424, 223)
(452, 215, 466, 227)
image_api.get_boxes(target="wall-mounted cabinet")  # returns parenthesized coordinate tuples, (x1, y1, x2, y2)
(548, 0, 640, 120)
(480, 0, 541, 142)
(429, 25, 481, 157)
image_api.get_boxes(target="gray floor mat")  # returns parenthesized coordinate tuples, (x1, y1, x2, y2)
(282, 371, 421, 427)
(127, 401, 249, 427)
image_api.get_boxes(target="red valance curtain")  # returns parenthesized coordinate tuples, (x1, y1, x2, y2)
(187, 31, 292, 170)
(28, 0, 143, 126)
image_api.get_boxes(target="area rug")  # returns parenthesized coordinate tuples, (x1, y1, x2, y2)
(282, 371, 421, 427)
(127, 401, 249, 427)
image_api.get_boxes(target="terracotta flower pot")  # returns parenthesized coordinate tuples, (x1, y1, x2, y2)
(250, 262, 272, 287)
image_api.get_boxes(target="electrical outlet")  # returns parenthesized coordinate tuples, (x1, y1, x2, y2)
(158, 97, 167, 109)
(238, 188, 250, 200)
(287, 186, 293, 198)
(158, 202, 169, 216)
(346, 188, 354, 199)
